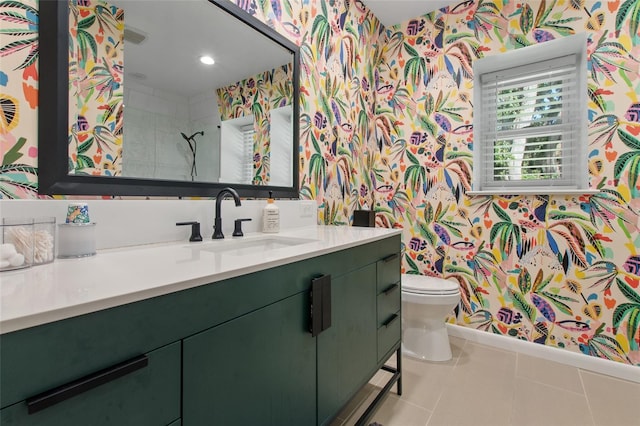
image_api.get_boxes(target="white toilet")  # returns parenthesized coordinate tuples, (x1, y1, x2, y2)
(401, 273, 461, 362)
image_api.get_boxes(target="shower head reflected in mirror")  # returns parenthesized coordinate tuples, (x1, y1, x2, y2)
(181, 131, 204, 141)
(180, 131, 204, 181)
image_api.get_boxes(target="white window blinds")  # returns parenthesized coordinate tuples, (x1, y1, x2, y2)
(241, 124, 255, 184)
(472, 34, 589, 194)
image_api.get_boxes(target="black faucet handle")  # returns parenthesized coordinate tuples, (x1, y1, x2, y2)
(232, 218, 252, 237)
(176, 221, 203, 242)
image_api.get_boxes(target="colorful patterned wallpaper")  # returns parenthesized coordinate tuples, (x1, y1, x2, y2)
(68, 0, 124, 177)
(0, 0, 123, 198)
(373, 0, 640, 366)
(1, 0, 38, 198)
(1, 0, 639, 366)
(217, 63, 293, 184)
(221, 0, 386, 222)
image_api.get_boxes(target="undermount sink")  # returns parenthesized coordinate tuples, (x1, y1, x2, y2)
(185, 235, 317, 256)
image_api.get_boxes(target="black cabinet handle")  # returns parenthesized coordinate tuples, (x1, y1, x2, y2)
(382, 253, 399, 263)
(383, 314, 399, 328)
(382, 283, 399, 295)
(26, 355, 148, 414)
(310, 275, 331, 337)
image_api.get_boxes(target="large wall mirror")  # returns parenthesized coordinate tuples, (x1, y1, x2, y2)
(38, 0, 300, 198)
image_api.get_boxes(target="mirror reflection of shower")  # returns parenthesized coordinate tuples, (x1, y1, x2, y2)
(120, 79, 222, 182)
(181, 131, 204, 181)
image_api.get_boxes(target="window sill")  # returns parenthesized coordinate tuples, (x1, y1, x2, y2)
(467, 189, 600, 196)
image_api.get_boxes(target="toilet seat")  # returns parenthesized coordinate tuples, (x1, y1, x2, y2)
(402, 274, 460, 295)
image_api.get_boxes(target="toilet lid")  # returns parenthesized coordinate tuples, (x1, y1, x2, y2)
(402, 274, 460, 295)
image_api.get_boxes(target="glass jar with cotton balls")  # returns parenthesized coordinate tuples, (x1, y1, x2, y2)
(1, 218, 34, 271)
(0, 217, 57, 272)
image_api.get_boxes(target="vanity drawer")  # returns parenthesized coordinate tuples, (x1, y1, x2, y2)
(0, 342, 181, 426)
(377, 283, 400, 327)
(377, 253, 401, 293)
(377, 311, 401, 362)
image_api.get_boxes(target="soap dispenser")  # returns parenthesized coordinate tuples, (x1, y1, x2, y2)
(262, 191, 280, 233)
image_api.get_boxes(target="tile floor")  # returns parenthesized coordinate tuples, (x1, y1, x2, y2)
(330, 337, 639, 426)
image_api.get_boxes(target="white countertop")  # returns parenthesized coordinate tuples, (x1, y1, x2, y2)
(0, 226, 400, 334)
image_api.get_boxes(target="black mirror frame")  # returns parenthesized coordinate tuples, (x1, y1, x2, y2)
(38, 0, 300, 199)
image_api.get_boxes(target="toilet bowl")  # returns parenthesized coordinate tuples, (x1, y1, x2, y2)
(401, 273, 461, 362)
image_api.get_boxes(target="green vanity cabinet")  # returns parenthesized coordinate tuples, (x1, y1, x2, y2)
(317, 264, 378, 426)
(0, 234, 401, 425)
(183, 292, 316, 425)
(0, 342, 181, 426)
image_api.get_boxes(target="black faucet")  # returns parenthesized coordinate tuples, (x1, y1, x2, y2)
(213, 187, 241, 239)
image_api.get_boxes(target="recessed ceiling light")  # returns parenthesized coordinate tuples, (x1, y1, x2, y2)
(200, 55, 215, 65)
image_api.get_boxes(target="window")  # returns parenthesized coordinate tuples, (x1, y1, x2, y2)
(270, 106, 293, 187)
(471, 34, 593, 195)
(240, 123, 255, 183)
(219, 115, 255, 184)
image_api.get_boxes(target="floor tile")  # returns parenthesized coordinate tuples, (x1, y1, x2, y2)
(510, 377, 594, 426)
(332, 337, 638, 426)
(580, 370, 640, 426)
(451, 341, 517, 380)
(394, 353, 458, 411)
(371, 335, 465, 411)
(426, 343, 517, 426)
(516, 353, 584, 394)
(426, 379, 515, 426)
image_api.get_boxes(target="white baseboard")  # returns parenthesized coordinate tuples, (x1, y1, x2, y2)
(447, 324, 640, 384)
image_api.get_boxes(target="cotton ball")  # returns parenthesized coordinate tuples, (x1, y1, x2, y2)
(7, 226, 33, 264)
(0, 243, 17, 259)
(0, 260, 10, 269)
(8, 253, 25, 267)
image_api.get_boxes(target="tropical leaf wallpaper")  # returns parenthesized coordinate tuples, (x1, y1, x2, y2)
(255, 0, 387, 224)
(1, 0, 639, 366)
(68, 0, 124, 177)
(1, 0, 38, 198)
(372, 0, 640, 366)
(217, 63, 293, 184)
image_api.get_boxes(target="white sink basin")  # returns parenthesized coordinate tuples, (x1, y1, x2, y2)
(185, 236, 317, 256)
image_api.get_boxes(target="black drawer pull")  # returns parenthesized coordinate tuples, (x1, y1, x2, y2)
(382, 253, 399, 263)
(310, 274, 332, 337)
(383, 314, 399, 328)
(382, 283, 399, 295)
(26, 354, 148, 414)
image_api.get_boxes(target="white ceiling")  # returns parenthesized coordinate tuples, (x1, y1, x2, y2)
(363, 0, 455, 27)
(111, 0, 292, 99)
